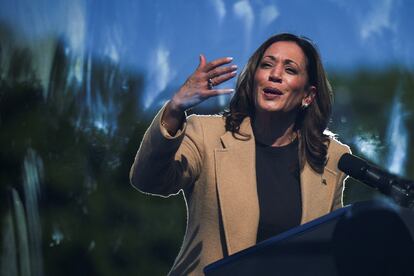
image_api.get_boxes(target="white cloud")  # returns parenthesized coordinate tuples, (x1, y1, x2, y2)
(211, 0, 226, 22)
(233, 0, 254, 53)
(360, 0, 396, 40)
(64, 0, 86, 85)
(65, 0, 86, 53)
(233, 0, 254, 35)
(260, 5, 279, 27)
(104, 25, 121, 63)
(386, 90, 408, 176)
(144, 47, 176, 109)
(106, 43, 119, 63)
(155, 48, 172, 93)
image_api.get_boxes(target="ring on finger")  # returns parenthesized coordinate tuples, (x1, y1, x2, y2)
(207, 78, 214, 89)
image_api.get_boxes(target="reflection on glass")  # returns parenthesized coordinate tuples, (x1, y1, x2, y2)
(0, 0, 413, 275)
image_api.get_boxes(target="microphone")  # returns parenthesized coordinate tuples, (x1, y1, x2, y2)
(338, 153, 414, 207)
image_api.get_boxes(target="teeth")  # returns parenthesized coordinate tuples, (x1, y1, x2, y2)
(263, 88, 282, 95)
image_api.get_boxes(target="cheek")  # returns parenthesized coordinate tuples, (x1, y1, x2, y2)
(286, 79, 308, 104)
(254, 70, 267, 86)
(286, 76, 306, 90)
(253, 83, 259, 106)
(253, 77, 262, 98)
(285, 77, 309, 100)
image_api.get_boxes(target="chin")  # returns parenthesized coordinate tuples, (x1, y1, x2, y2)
(256, 103, 283, 113)
(255, 98, 282, 112)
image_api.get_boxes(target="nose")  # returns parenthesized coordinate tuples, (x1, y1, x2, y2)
(268, 66, 282, 82)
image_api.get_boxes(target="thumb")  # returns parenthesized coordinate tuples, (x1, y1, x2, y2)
(197, 54, 206, 70)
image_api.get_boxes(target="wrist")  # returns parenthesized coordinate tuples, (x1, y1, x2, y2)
(161, 99, 186, 136)
(169, 97, 185, 113)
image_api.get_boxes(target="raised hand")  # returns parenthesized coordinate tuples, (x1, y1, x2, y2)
(161, 55, 237, 135)
(170, 54, 237, 112)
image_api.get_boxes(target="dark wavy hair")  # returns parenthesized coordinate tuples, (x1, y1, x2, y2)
(223, 33, 333, 173)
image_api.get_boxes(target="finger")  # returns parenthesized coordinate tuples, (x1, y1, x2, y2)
(203, 57, 233, 72)
(210, 71, 238, 86)
(202, 88, 235, 99)
(197, 54, 207, 71)
(207, 64, 237, 79)
(212, 88, 235, 95)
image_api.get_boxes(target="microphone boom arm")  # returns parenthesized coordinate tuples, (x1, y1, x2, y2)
(338, 153, 414, 208)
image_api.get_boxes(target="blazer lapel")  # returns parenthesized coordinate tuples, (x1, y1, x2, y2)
(214, 117, 259, 255)
(300, 159, 338, 224)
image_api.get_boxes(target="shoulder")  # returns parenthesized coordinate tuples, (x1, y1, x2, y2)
(328, 136, 351, 156)
(186, 114, 227, 134)
(187, 113, 225, 123)
(324, 132, 352, 173)
(324, 130, 351, 155)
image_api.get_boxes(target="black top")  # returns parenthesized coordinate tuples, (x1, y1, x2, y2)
(255, 138, 302, 243)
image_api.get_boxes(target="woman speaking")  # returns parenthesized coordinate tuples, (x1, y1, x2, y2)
(130, 33, 350, 276)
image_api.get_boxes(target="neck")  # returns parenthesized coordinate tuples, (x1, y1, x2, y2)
(252, 109, 298, 147)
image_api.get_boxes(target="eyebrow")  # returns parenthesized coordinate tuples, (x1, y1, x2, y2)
(263, 55, 301, 69)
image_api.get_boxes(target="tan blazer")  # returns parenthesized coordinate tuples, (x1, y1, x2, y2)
(130, 103, 351, 276)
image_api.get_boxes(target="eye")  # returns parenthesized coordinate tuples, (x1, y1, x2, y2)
(260, 62, 273, 69)
(286, 67, 298, 74)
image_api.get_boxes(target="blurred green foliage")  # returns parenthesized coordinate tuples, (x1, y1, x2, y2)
(329, 69, 414, 204)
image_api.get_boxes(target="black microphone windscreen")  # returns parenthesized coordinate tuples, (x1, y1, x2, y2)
(337, 153, 368, 179)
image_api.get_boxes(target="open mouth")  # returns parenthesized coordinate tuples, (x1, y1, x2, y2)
(263, 87, 283, 95)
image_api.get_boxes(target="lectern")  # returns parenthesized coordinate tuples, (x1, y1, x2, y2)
(204, 201, 414, 276)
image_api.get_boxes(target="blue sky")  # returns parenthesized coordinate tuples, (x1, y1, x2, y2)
(1, 0, 413, 109)
(0, 0, 413, 176)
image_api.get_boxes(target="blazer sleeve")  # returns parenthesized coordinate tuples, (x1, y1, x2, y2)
(129, 102, 204, 197)
(331, 141, 352, 211)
